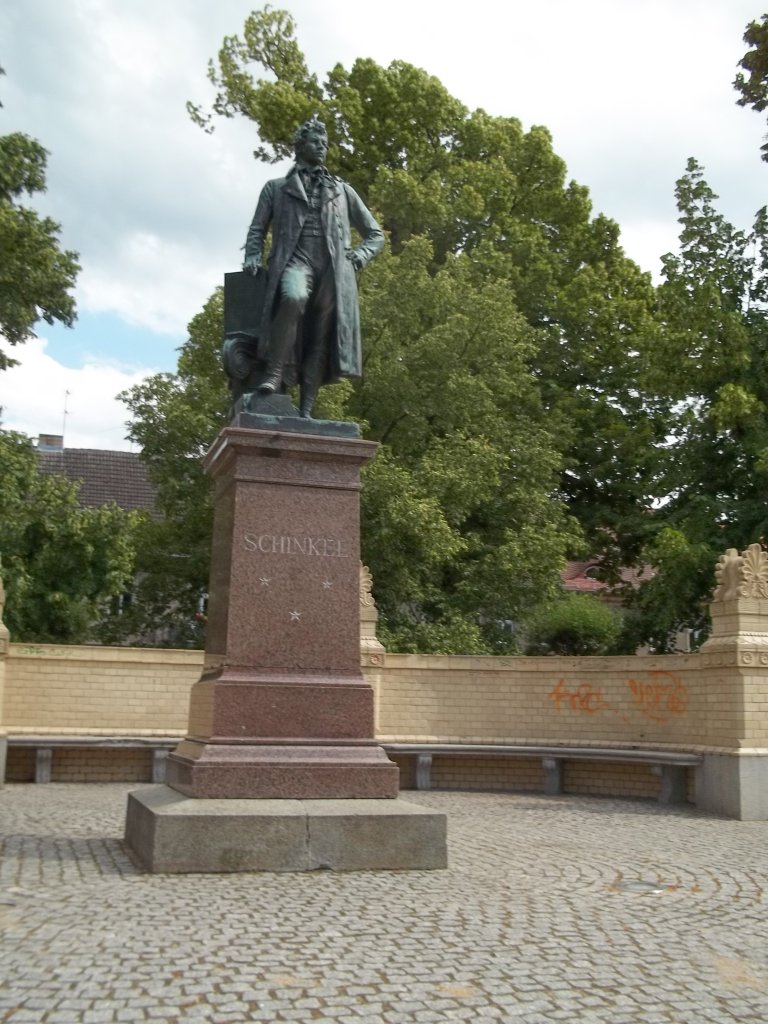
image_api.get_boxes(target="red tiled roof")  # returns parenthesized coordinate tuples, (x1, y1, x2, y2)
(562, 560, 654, 592)
(37, 449, 156, 514)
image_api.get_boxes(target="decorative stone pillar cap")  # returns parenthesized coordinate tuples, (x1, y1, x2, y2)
(703, 544, 768, 647)
(712, 544, 768, 603)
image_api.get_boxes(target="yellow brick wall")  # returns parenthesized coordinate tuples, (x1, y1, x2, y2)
(5, 748, 34, 781)
(375, 653, 714, 749)
(431, 755, 542, 793)
(563, 761, 661, 800)
(388, 754, 415, 788)
(2, 637, 767, 803)
(5, 747, 152, 783)
(390, 752, 691, 801)
(3, 643, 202, 735)
(740, 667, 768, 747)
(4, 643, 767, 754)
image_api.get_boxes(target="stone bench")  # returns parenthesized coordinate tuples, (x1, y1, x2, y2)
(6, 735, 182, 784)
(382, 743, 703, 805)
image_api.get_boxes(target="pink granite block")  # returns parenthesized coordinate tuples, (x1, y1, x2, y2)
(186, 674, 374, 741)
(166, 426, 399, 803)
(165, 740, 399, 799)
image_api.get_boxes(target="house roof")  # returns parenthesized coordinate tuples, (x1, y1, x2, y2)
(562, 561, 605, 593)
(562, 560, 654, 593)
(37, 447, 156, 514)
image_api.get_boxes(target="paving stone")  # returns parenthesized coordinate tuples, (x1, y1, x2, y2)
(46, 1014, 95, 1024)
(1, 783, 768, 1023)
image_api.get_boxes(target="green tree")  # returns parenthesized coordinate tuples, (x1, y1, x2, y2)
(352, 238, 582, 650)
(188, 6, 665, 580)
(618, 529, 714, 653)
(123, 7, 677, 652)
(113, 292, 229, 647)
(121, 250, 582, 653)
(523, 593, 623, 656)
(734, 13, 768, 162)
(0, 70, 80, 368)
(0, 429, 138, 643)
(621, 160, 768, 649)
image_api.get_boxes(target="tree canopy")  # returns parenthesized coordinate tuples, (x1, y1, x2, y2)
(734, 12, 768, 162)
(0, 429, 138, 643)
(0, 69, 80, 368)
(619, 160, 768, 649)
(119, 6, 765, 655)
(113, 294, 228, 647)
(121, 261, 583, 653)
(180, 7, 667, 645)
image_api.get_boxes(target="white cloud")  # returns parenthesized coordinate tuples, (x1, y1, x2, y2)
(78, 230, 229, 336)
(619, 220, 683, 281)
(1, 0, 265, 336)
(0, 0, 765, 361)
(0, 337, 156, 451)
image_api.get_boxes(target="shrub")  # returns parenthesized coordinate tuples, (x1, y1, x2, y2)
(523, 594, 622, 656)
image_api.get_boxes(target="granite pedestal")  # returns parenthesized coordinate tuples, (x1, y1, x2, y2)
(125, 421, 446, 871)
(126, 786, 447, 873)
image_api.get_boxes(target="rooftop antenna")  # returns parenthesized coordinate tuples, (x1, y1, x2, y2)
(62, 389, 70, 444)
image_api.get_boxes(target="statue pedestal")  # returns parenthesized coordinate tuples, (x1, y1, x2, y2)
(165, 425, 398, 800)
(126, 424, 445, 870)
(125, 789, 447, 873)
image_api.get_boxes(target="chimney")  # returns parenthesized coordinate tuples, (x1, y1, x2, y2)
(37, 434, 64, 451)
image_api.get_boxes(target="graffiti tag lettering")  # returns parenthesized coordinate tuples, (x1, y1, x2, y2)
(547, 670, 688, 724)
(548, 678, 611, 714)
(627, 671, 688, 722)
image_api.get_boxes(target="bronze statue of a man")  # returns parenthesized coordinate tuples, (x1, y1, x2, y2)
(243, 115, 384, 418)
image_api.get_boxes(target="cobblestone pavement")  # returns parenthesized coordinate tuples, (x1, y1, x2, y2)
(1, 784, 768, 1024)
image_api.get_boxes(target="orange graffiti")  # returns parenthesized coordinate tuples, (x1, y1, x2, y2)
(627, 671, 688, 722)
(548, 678, 611, 714)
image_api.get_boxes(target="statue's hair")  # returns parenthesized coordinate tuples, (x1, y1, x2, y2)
(293, 114, 327, 148)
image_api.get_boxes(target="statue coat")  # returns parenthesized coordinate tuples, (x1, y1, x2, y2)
(244, 167, 384, 382)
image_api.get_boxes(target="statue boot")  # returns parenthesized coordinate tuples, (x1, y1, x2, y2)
(257, 366, 284, 395)
(299, 383, 318, 418)
(258, 301, 301, 394)
(299, 345, 326, 419)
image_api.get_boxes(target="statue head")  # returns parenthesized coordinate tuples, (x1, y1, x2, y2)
(293, 114, 328, 167)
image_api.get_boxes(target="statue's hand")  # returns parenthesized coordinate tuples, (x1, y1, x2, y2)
(346, 250, 363, 271)
(243, 254, 261, 277)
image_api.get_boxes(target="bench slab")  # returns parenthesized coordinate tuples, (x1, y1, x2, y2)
(382, 744, 702, 805)
(7, 736, 181, 784)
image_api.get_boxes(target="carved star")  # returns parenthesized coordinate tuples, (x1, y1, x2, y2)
(322, 579, 333, 589)
(258, 577, 271, 587)
(289, 610, 302, 621)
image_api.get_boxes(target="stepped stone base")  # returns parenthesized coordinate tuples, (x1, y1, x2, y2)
(124, 785, 447, 873)
(165, 740, 400, 799)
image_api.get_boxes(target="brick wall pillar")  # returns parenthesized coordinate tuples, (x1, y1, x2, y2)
(359, 564, 386, 733)
(697, 544, 768, 819)
(0, 569, 9, 786)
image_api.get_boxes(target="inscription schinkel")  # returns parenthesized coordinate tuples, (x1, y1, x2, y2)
(244, 533, 347, 558)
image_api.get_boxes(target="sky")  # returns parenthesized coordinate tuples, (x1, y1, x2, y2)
(1, 0, 765, 450)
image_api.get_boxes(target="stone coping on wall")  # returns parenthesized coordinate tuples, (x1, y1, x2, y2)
(10, 644, 765, 670)
(7, 643, 204, 663)
(376, 736, 768, 756)
(381, 653, 702, 671)
(7, 728, 187, 738)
